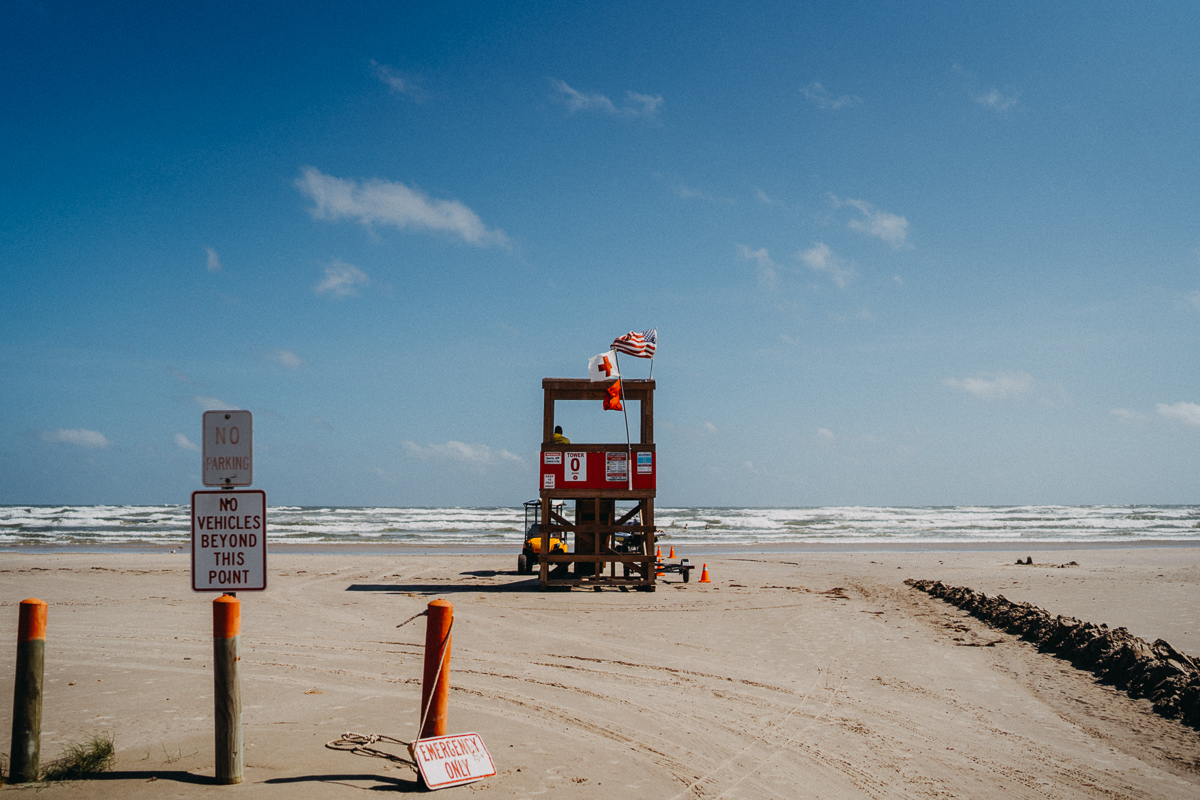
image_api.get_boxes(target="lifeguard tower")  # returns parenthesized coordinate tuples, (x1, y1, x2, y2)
(533, 378, 657, 590)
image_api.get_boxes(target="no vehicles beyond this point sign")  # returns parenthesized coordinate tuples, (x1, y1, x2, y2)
(192, 490, 266, 592)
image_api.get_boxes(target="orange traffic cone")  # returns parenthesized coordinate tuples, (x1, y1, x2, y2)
(699, 564, 711, 583)
(668, 546, 676, 559)
(656, 546, 661, 559)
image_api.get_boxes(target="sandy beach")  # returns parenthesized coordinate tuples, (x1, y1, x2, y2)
(2, 546, 1199, 798)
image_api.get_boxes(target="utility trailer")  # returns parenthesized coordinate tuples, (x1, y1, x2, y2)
(533, 378, 657, 590)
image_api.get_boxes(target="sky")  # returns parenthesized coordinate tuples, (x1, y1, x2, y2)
(3, 1, 1200, 508)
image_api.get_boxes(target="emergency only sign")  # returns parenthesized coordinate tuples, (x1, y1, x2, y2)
(410, 733, 496, 790)
(191, 490, 266, 591)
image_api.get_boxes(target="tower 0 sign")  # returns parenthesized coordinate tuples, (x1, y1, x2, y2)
(203, 410, 252, 487)
(192, 490, 267, 591)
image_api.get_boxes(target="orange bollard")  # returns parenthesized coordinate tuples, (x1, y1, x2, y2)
(656, 546, 661, 560)
(668, 546, 675, 559)
(10, 598, 47, 784)
(420, 599, 453, 739)
(213, 594, 243, 784)
(699, 564, 711, 583)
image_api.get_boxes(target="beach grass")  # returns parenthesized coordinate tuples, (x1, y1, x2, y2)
(40, 733, 116, 782)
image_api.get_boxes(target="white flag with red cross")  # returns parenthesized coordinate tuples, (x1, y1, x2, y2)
(588, 350, 620, 382)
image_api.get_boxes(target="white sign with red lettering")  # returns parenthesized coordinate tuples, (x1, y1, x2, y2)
(410, 733, 496, 790)
(564, 451, 587, 482)
(203, 410, 253, 487)
(191, 490, 267, 592)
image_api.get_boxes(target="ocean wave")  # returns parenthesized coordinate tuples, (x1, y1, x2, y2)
(0, 504, 1197, 547)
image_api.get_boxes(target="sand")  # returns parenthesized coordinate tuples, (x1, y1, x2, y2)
(1, 546, 1198, 798)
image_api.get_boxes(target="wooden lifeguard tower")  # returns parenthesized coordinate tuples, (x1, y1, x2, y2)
(534, 378, 657, 590)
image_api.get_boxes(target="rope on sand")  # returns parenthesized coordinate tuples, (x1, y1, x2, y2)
(326, 732, 415, 766)
(325, 609, 455, 770)
(395, 609, 427, 629)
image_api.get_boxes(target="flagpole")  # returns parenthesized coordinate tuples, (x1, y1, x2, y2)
(614, 351, 632, 490)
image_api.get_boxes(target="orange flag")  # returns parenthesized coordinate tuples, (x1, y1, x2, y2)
(603, 380, 623, 411)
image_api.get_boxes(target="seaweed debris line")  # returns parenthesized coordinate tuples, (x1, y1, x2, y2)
(906, 578, 1200, 730)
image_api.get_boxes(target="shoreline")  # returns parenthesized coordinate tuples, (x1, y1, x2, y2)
(3, 538, 1200, 556)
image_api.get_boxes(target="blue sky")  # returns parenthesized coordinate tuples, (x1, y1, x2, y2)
(3, 1, 1199, 507)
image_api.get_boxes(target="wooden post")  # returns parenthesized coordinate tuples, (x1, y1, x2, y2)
(9, 598, 47, 784)
(419, 599, 453, 739)
(212, 594, 242, 784)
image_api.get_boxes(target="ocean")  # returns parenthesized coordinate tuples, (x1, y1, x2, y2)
(1, 504, 1198, 550)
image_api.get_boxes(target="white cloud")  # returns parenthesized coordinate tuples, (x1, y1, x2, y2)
(798, 242, 855, 288)
(754, 188, 777, 205)
(703, 421, 719, 434)
(174, 433, 201, 452)
(1156, 401, 1200, 427)
(673, 181, 733, 203)
(402, 440, 523, 465)
(195, 396, 236, 411)
(315, 260, 370, 298)
(268, 349, 305, 369)
(736, 244, 778, 290)
(973, 87, 1019, 111)
(831, 195, 911, 250)
(370, 59, 422, 99)
(626, 91, 664, 117)
(944, 371, 1034, 400)
(799, 81, 861, 111)
(816, 427, 836, 442)
(1111, 408, 1148, 422)
(205, 247, 222, 272)
(551, 79, 662, 118)
(41, 428, 111, 448)
(1180, 290, 1200, 312)
(296, 166, 509, 248)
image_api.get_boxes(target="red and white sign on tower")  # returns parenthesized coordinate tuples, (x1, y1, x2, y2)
(203, 410, 252, 487)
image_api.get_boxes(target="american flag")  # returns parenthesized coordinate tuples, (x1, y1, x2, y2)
(611, 328, 657, 359)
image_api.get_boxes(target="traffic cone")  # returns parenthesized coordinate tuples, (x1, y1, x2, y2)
(668, 546, 676, 559)
(699, 564, 711, 583)
(656, 545, 661, 559)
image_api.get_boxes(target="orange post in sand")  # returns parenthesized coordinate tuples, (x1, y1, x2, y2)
(699, 564, 711, 583)
(9, 599, 47, 784)
(213, 594, 243, 785)
(668, 546, 675, 559)
(420, 599, 453, 739)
